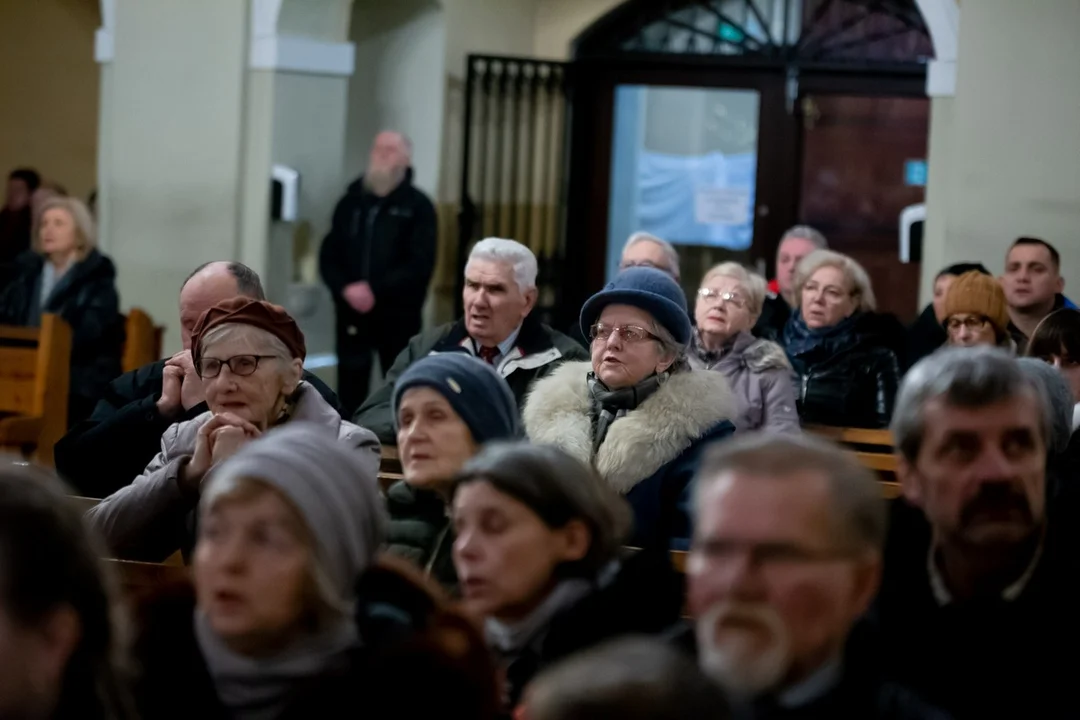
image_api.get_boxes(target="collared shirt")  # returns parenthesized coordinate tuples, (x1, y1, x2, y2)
(464, 325, 522, 368)
(928, 539, 1044, 606)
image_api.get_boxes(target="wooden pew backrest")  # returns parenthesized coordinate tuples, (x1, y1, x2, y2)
(122, 308, 163, 373)
(0, 315, 71, 466)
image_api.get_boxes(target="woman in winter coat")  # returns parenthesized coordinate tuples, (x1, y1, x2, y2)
(451, 442, 682, 714)
(781, 250, 901, 429)
(689, 262, 798, 433)
(524, 267, 736, 550)
(133, 423, 499, 720)
(87, 297, 380, 562)
(386, 352, 521, 591)
(0, 196, 123, 425)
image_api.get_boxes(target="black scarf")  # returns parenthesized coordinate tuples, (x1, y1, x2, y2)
(587, 372, 666, 457)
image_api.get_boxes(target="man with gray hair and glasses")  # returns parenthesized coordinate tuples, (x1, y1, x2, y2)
(874, 346, 1079, 719)
(679, 433, 945, 719)
(354, 237, 586, 443)
(619, 232, 681, 280)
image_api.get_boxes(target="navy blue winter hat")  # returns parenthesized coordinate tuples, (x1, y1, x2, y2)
(580, 266, 692, 346)
(392, 352, 522, 444)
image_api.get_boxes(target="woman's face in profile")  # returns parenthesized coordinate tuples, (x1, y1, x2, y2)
(452, 480, 589, 622)
(194, 485, 312, 656)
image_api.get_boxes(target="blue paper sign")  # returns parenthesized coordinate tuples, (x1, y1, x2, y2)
(905, 159, 928, 187)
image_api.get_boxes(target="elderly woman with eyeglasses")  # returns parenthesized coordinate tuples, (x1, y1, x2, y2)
(524, 268, 736, 550)
(690, 262, 798, 434)
(88, 297, 380, 562)
(782, 250, 901, 428)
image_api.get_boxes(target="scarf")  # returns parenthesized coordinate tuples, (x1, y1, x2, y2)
(781, 311, 859, 372)
(194, 609, 357, 720)
(587, 371, 666, 457)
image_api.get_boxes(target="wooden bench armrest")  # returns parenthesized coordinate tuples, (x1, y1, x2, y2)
(0, 415, 44, 446)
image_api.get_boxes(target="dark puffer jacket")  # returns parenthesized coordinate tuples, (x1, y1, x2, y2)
(0, 249, 123, 425)
(785, 312, 902, 429)
(384, 480, 458, 591)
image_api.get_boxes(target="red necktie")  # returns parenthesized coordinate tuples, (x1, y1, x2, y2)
(478, 346, 499, 365)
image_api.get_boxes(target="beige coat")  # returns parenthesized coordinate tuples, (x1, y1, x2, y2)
(87, 382, 379, 562)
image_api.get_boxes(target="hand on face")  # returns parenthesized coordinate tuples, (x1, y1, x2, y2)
(158, 365, 184, 420)
(165, 350, 205, 411)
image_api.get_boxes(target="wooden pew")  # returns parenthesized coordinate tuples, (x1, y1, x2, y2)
(380, 445, 402, 475)
(805, 425, 900, 496)
(0, 314, 71, 467)
(122, 308, 163, 373)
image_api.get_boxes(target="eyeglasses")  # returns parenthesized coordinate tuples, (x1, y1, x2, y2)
(195, 354, 279, 379)
(697, 288, 747, 309)
(589, 323, 660, 344)
(945, 316, 989, 333)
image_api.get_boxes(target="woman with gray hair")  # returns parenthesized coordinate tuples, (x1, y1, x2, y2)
(781, 249, 902, 428)
(88, 297, 380, 562)
(134, 423, 377, 717)
(524, 267, 736, 550)
(451, 442, 682, 713)
(691, 262, 798, 433)
(0, 195, 123, 425)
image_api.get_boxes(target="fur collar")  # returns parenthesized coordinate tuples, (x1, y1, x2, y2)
(523, 362, 736, 493)
(743, 337, 791, 373)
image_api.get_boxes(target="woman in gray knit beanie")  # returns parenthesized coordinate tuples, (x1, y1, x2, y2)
(132, 422, 387, 720)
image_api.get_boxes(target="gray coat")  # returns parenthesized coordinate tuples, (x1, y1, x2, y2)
(86, 382, 380, 562)
(688, 331, 799, 434)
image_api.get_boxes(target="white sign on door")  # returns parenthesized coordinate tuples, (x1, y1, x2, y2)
(694, 187, 751, 226)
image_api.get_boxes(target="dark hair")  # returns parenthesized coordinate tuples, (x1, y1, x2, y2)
(1027, 308, 1080, 363)
(524, 636, 731, 720)
(9, 168, 41, 192)
(1010, 237, 1060, 271)
(182, 261, 266, 300)
(937, 262, 989, 280)
(0, 456, 135, 720)
(453, 442, 632, 578)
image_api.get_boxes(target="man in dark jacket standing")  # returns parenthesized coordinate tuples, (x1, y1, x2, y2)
(53, 261, 340, 498)
(320, 131, 437, 415)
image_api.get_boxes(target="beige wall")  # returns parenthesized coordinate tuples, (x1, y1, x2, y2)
(99, 0, 249, 353)
(922, 0, 1080, 304)
(533, 0, 622, 59)
(0, 0, 100, 198)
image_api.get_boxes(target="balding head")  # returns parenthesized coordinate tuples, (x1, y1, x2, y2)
(178, 262, 265, 350)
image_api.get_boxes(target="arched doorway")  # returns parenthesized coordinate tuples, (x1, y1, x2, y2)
(561, 0, 935, 327)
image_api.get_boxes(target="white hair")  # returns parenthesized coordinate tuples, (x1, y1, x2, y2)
(623, 232, 681, 280)
(793, 250, 877, 313)
(466, 237, 538, 294)
(780, 225, 828, 250)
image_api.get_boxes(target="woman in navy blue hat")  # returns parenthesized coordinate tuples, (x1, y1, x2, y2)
(523, 267, 737, 550)
(386, 352, 521, 589)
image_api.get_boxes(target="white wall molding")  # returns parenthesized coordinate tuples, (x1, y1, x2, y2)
(95, 0, 116, 63)
(916, 0, 960, 97)
(250, 34, 355, 75)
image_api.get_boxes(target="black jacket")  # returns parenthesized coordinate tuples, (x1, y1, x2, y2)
(499, 549, 683, 710)
(53, 359, 340, 498)
(871, 502, 1080, 719)
(319, 169, 437, 324)
(787, 313, 902, 429)
(385, 480, 458, 591)
(753, 293, 792, 343)
(0, 249, 123, 416)
(906, 303, 945, 368)
(668, 619, 950, 720)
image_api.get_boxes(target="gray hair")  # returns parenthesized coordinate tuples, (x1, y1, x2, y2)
(694, 433, 887, 554)
(780, 225, 828, 250)
(700, 262, 767, 319)
(891, 347, 1051, 462)
(466, 237, 538, 294)
(794, 249, 877, 313)
(32, 196, 97, 261)
(623, 232, 681, 280)
(647, 317, 689, 373)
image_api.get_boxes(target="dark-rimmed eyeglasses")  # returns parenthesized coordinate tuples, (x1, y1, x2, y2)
(589, 323, 660, 344)
(944, 316, 989, 333)
(195, 354, 279, 379)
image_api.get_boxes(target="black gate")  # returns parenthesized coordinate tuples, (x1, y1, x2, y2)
(456, 55, 570, 323)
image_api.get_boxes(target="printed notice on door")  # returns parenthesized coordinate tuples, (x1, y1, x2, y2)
(694, 187, 752, 226)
